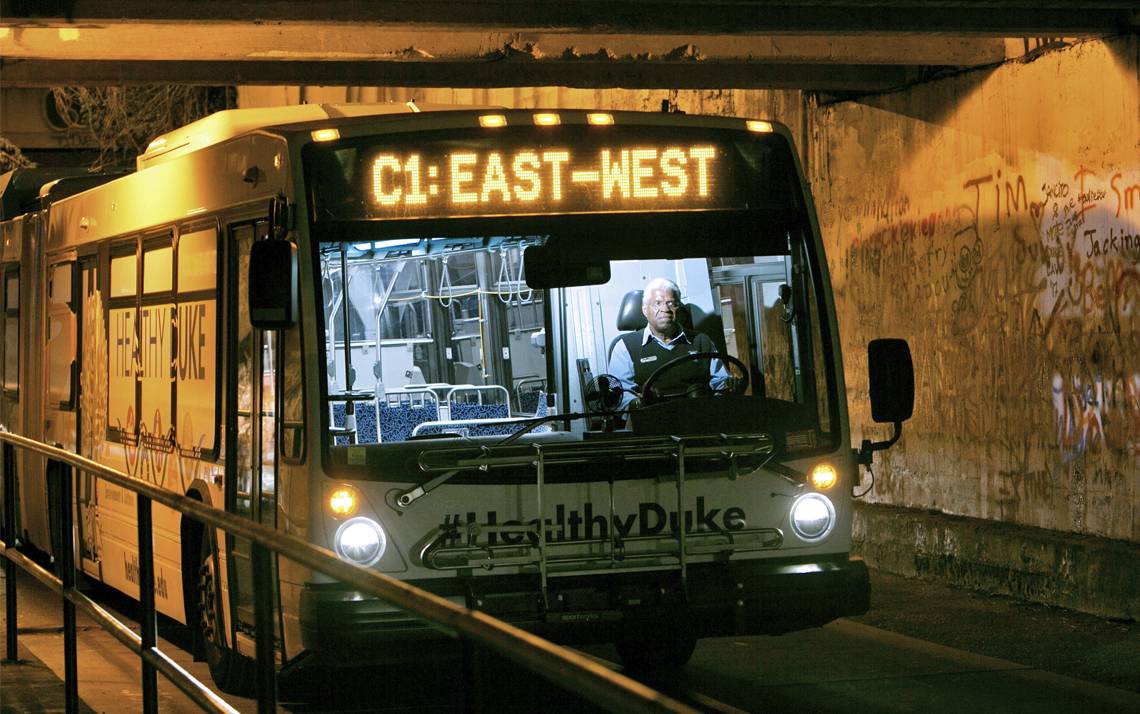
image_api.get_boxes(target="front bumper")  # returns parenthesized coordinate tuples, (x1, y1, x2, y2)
(298, 555, 869, 660)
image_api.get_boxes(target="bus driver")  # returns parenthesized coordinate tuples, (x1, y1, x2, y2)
(608, 277, 729, 409)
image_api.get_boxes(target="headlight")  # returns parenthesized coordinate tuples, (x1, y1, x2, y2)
(789, 493, 836, 542)
(334, 517, 387, 566)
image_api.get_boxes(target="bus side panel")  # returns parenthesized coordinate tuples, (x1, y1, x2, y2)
(88, 446, 187, 621)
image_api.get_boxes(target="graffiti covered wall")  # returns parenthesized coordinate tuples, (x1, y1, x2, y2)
(813, 36, 1139, 542)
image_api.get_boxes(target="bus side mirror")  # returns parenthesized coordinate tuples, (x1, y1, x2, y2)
(269, 195, 288, 240)
(868, 338, 914, 423)
(858, 338, 914, 466)
(249, 239, 298, 329)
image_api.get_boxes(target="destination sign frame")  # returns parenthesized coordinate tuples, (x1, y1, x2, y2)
(304, 126, 789, 222)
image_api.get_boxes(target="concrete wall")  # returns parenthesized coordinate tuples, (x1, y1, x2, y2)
(812, 36, 1139, 545)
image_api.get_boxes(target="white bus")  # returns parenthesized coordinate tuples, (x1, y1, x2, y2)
(0, 103, 912, 693)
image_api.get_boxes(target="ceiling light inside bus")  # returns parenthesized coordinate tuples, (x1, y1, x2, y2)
(327, 485, 359, 517)
(587, 113, 614, 126)
(809, 463, 838, 491)
(479, 114, 508, 128)
(533, 113, 561, 126)
(375, 238, 421, 249)
(746, 120, 774, 133)
(789, 493, 835, 543)
(311, 128, 340, 142)
(335, 517, 387, 566)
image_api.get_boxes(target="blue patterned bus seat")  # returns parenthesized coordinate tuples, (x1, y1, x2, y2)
(379, 401, 440, 442)
(450, 402, 509, 421)
(331, 401, 379, 445)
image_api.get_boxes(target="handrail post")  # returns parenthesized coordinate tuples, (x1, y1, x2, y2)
(58, 461, 79, 713)
(137, 494, 159, 714)
(251, 542, 277, 714)
(3, 442, 18, 662)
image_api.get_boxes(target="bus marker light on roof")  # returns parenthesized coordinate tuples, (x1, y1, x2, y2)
(533, 113, 561, 126)
(809, 463, 838, 491)
(145, 137, 167, 153)
(746, 120, 774, 133)
(479, 114, 508, 128)
(587, 113, 614, 126)
(311, 128, 340, 142)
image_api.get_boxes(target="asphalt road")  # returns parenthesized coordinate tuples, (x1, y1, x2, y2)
(2, 566, 1137, 713)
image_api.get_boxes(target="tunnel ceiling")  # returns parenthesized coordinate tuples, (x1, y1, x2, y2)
(0, 1, 1136, 92)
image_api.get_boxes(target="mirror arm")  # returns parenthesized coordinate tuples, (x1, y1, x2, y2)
(857, 421, 902, 466)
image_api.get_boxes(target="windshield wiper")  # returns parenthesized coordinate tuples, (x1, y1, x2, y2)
(396, 418, 788, 509)
(760, 451, 807, 495)
(395, 411, 617, 508)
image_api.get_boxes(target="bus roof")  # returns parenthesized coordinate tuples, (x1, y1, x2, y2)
(137, 101, 496, 171)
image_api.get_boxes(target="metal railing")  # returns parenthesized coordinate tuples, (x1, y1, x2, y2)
(0, 431, 698, 714)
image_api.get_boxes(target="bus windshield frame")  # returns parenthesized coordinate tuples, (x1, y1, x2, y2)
(302, 126, 840, 478)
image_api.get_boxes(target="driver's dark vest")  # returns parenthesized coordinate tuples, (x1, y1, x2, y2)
(620, 331, 716, 392)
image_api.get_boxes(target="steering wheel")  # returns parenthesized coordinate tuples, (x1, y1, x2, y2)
(640, 351, 750, 406)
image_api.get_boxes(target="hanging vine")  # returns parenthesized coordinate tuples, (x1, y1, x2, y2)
(0, 136, 36, 172)
(49, 85, 235, 170)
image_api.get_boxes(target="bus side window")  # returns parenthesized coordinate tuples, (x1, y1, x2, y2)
(175, 227, 219, 459)
(140, 239, 173, 442)
(46, 262, 77, 410)
(3, 267, 18, 399)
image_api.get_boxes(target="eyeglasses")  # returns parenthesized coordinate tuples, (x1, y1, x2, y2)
(651, 299, 681, 310)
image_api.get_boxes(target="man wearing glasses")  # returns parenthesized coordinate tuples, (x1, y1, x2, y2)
(608, 277, 729, 410)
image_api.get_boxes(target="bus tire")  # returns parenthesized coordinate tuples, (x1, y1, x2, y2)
(196, 536, 255, 695)
(615, 630, 696, 672)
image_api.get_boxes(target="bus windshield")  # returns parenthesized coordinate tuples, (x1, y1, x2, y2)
(315, 214, 836, 451)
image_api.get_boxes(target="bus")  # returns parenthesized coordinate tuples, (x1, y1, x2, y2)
(0, 103, 913, 692)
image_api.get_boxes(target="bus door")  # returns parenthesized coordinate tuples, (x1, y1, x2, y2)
(226, 221, 283, 657)
(0, 264, 18, 541)
(76, 256, 100, 575)
(44, 258, 78, 564)
(711, 260, 796, 399)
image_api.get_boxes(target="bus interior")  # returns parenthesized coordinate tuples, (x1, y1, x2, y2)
(318, 212, 836, 451)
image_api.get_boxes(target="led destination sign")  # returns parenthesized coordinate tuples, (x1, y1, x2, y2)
(306, 127, 780, 221)
(371, 146, 717, 213)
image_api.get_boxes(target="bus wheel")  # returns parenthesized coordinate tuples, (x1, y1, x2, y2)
(615, 630, 696, 673)
(196, 538, 255, 694)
